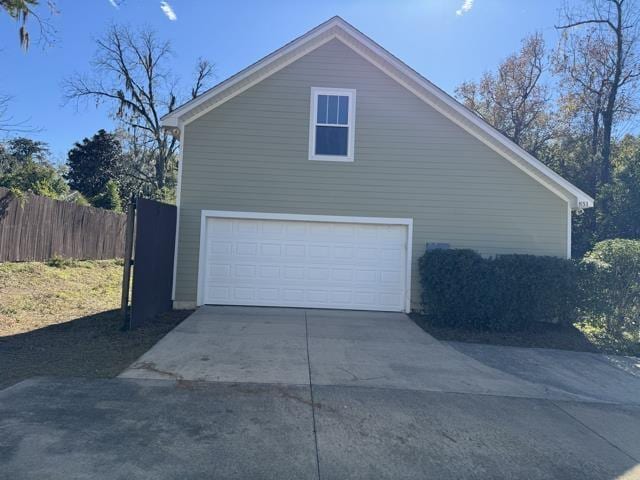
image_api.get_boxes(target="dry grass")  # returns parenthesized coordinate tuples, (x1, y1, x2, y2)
(0, 259, 191, 389)
(0, 259, 124, 336)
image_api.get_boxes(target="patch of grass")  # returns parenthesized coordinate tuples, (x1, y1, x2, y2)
(45, 255, 79, 268)
(0, 259, 193, 389)
(0, 259, 124, 336)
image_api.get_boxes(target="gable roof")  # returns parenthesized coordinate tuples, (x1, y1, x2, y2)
(162, 16, 593, 209)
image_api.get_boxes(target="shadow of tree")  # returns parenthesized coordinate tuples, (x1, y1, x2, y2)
(0, 309, 192, 390)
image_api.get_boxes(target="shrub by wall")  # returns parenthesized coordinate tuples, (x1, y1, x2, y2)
(418, 249, 578, 331)
(418, 249, 490, 329)
(579, 239, 640, 337)
(491, 255, 578, 330)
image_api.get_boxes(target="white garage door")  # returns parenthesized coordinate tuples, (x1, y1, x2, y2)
(199, 213, 411, 312)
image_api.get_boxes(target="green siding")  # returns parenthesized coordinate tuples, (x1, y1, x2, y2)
(175, 39, 568, 308)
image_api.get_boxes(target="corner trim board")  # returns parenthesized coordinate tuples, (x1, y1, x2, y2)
(566, 204, 572, 259)
(171, 121, 185, 301)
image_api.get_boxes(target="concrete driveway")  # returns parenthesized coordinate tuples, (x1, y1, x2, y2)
(3, 306, 640, 479)
(120, 306, 640, 403)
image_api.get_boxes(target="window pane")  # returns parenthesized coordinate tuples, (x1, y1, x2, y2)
(315, 126, 348, 156)
(327, 95, 339, 124)
(317, 95, 328, 123)
(338, 96, 349, 125)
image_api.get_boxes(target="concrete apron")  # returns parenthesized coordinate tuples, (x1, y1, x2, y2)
(120, 306, 639, 404)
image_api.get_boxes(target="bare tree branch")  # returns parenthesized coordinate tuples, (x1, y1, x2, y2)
(556, 19, 617, 30)
(555, 0, 640, 184)
(63, 25, 214, 196)
(192, 58, 215, 99)
(0, 93, 39, 133)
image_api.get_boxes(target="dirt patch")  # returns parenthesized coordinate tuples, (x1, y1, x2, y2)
(410, 313, 601, 354)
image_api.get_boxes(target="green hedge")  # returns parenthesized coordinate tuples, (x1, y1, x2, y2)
(417, 249, 488, 329)
(579, 239, 640, 337)
(418, 249, 578, 331)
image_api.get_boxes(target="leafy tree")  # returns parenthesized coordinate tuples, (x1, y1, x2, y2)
(64, 25, 214, 199)
(0, 137, 68, 198)
(91, 179, 122, 212)
(598, 135, 640, 239)
(1, 137, 48, 164)
(456, 34, 556, 156)
(65, 190, 90, 207)
(66, 129, 125, 199)
(0, 161, 68, 198)
(537, 136, 602, 257)
(579, 238, 640, 340)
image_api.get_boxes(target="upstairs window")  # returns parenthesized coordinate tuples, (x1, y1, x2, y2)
(309, 87, 355, 161)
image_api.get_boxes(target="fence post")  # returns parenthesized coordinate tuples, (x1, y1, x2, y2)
(120, 201, 136, 329)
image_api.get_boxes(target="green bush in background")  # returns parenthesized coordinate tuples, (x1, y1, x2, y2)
(419, 249, 578, 331)
(578, 239, 640, 341)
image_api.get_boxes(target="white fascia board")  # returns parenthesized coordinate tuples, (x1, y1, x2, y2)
(162, 116, 179, 128)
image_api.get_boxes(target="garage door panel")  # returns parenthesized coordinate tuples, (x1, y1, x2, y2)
(205, 285, 404, 311)
(309, 267, 331, 281)
(202, 216, 408, 312)
(259, 265, 280, 279)
(260, 243, 282, 256)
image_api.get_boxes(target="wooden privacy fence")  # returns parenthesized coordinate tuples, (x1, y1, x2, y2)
(0, 187, 126, 262)
(120, 198, 177, 329)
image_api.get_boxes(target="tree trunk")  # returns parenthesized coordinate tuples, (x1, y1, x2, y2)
(600, 109, 614, 184)
(590, 109, 600, 156)
(155, 154, 166, 191)
(600, 0, 624, 186)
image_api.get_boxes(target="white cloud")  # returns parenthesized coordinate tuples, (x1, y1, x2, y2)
(108, 0, 120, 8)
(160, 1, 177, 21)
(456, 0, 474, 16)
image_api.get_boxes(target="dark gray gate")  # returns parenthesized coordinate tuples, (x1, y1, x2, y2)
(128, 198, 177, 329)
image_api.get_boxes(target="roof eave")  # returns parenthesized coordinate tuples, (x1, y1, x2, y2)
(162, 116, 179, 127)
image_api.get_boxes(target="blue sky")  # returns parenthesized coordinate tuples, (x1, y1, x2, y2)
(1, 0, 565, 160)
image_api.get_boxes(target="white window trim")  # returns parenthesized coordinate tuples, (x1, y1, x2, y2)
(196, 210, 413, 312)
(308, 87, 356, 162)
